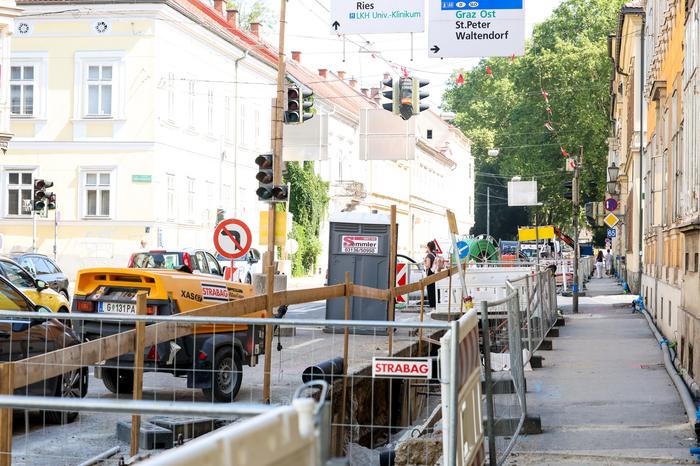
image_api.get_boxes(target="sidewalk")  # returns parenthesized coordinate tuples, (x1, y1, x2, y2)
(511, 276, 697, 465)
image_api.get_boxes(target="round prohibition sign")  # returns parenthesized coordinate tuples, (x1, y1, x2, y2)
(213, 219, 252, 259)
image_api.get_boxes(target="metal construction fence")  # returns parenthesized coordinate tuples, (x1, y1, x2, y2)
(0, 261, 564, 466)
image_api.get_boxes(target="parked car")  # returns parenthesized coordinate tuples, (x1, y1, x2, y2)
(0, 257, 71, 314)
(128, 249, 224, 278)
(9, 253, 70, 299)
(0, 275, 88, 423)
(72, 267, 265, 402)
(215, 248, 262, 284)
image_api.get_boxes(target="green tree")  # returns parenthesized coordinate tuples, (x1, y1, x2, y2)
(226, 1, 275, 29)
(284, 162, 329, 276)
(442, 0, 624, 239)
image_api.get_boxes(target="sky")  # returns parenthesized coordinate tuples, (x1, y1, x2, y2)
(257, 0, 564, 109)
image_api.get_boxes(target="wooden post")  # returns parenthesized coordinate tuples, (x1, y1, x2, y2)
(388, 205, 397, 356)
(130, 292, 147, 456)
(262, 265, 275, 403)
(447, 270, 452, 321)
(0, 363, 14, 466)
(340, 271, 351, 449)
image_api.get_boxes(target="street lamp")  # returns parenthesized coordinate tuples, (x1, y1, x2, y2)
(487, 148, 500, 157)
(608, 162, 620, 182)
(607, 180, 619, 195)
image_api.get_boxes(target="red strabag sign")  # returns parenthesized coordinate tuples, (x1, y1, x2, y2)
(372, 357, 433, 379)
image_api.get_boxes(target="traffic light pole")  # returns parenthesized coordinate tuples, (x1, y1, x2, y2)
(262, 0, 288, 405)
(572, 146, 583, 314)
(32, 212, 37, 253)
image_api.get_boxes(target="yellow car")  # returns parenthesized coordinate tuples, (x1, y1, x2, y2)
(0, 256, 70, 313)
(71, 267, 265, 402)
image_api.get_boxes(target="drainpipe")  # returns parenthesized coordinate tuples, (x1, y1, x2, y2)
(233, 50, 250, 217)
(638, 14, 645, 294)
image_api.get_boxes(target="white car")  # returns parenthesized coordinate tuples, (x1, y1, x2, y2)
(215, 248, 262, 283)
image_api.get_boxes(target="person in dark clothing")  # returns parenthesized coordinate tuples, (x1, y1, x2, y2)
(424, 241, 438, 309)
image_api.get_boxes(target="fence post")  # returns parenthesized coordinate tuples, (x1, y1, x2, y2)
(263, 265, 275, 404)
(0, 363, 14, 466)
(448, 318, 460, 466)
(537, 272, 545, 344)
(419, 287, 425, 355)
(388, 205, 397, 356)
(480, 301, 497, 466)
(524, 275, 533, 354)
(131, 291, 148, 456)
(341, 271, 351, 450)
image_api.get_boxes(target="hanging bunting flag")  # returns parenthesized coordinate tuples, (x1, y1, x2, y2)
(561, 146, 570, 157)
(546, 107, 553, 115)
(401, 66, 409, 78)
(456, 73, 465, 86)
(510, 53, 516, 63)
(544, 121, 555, 132)
(541, 89, 549, 104)
(485, 66, 494, 79)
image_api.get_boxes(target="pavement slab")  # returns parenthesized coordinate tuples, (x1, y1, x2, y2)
(513, 277, 698, 465)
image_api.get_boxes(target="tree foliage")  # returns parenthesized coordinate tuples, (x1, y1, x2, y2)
(225, 1, 275, 29)
(285, 162, 330, 276)
(442, 0, 624, 239)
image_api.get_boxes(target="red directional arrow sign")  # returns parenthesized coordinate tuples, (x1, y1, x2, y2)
(213, 219, 252, 260)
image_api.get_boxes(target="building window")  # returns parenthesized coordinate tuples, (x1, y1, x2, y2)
(83, 171, 112, 217)
(254, 109, 261, 146)
(188, 80, 196, 129)
(207, 89, 214, 135)
(187, 177, 195, 222)
(240, 104, 247, 147)
(224, 96, 232, 140)
(166, 174, 175, 221)
(167, 72, 175, 122)
(5, 171, 33, 216)
(10, 65, 34, 116)
(86, 65, 113, 117)
(426, 129, 433, 139)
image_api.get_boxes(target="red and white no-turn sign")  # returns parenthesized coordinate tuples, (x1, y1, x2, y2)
(213, 219, 252, 259)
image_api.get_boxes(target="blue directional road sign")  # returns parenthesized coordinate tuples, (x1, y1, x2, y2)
(607, 228, 617, 238)
(456, 240, 470, 259)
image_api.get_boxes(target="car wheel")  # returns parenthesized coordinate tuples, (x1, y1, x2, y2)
(245, 274, 252, 284)
(101, 367, 134, 395)
(58, 307, 72, 328)
(202, 347, 242, 402)
(45, 367, 88, 424)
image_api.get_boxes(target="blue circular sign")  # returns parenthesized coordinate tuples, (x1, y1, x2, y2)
(456, 241, 470, 259)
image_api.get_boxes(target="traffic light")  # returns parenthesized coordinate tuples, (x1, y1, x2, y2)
(285, 85, 313, 124)
(585, 202, 595, 226)
(255, 153, 274, 201)
(413, 78, 430, 114)
(33, 179, 53, 212)
(382, 77, 430, 120)
(382, 77, 399, 114)
(46, 192, 56, 210)
(271, 185, 288, 202)
(399, 77, 414, 120)
(563, 180, 573, 200)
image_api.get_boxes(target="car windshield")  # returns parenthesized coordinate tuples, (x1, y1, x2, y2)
(0, 280, 32, 311)
(132, 252, 182, 269)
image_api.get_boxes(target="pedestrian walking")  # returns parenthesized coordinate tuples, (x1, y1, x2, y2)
(604, 248, 613, 276)
(424, 241, 438, 309)
(595, 249, 605, 278)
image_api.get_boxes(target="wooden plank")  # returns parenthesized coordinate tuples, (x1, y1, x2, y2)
(351, 284, 390, 301)
(262, 266, 274, 404)
(271, 284, 345, 307)
(0, 363, 14, 466)
(131, 292, 147, 456)
(395, 281, 423, 296)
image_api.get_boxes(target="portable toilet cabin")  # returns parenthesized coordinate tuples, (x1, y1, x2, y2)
(325, 212, 393, 334)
